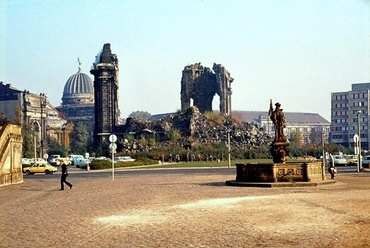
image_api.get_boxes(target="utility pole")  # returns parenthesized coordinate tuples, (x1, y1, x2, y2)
(321, 131, 326, 180)
(228, 130, 231, 168)
(40, 93, 47, 158)
(357, 110, 362, 172)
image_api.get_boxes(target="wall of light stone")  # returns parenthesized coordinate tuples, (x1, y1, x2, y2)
(0, 122, 23, 187)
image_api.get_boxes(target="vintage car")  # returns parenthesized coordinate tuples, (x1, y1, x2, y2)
(48, 155, 71, 166)
(74, 158, 89, 169)
(333, 155, 347, 166)
(22, 163, 58, 175)
(362, 156, 370, 168)
(343, 155, 358, 166)
(115, 156, 135, 162)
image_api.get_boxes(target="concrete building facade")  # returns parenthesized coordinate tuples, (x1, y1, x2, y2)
(331, 82, 370, 150)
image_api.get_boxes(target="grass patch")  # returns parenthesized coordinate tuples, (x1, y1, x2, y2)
(91, 157, 322, 170)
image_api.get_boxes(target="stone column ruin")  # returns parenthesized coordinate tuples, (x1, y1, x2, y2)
(180, 63, 233, 115)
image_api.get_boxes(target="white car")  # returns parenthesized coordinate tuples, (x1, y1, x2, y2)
(333, 155, 347, 166)
(23, 158, 48, 165)
(22, 158, 32, 165)
(115, 156, 135, 162)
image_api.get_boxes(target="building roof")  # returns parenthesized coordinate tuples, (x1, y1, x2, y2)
(63, 71, 93, 96)
(233, 111, 330, 124)
(61, 67, 94, 106)
(0, 82, 22, 101)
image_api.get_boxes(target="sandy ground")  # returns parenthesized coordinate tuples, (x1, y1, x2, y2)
(1, 169, 370, 247)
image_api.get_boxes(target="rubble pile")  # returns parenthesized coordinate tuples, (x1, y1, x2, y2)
(121, 106, 273, 152)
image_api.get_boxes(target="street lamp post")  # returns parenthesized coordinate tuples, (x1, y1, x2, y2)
(227, 130, 231, 168)
(40, 93, 47, 158)
(357, 110, 362, 172)
(225, 119, 232, 168)
(321, 131, 326, 180)
(34, 131, 37, 164)
(33, 122, 39, 164)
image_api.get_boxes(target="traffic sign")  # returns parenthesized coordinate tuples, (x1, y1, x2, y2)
(354, 134, 359, 143)
(109, 134, 117, 143)
(109, 143, 117, 151)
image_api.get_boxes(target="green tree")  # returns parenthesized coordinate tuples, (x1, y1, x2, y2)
(290, 130, 303, 146)
(139, 136, 148, 147)
(47, 137, 68, 157)
(69, 122, 89, 154)
(22, 122, 36, 158)
(129, 111, 152, 121)
(169, 128, 181, 141)
(309, 129, 322, 146)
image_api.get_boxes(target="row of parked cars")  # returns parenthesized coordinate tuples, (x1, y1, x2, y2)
(69, 155, 135, 168)
(331, 154, 370, 168)
(22, 155, 136, 175)
(331, 155, 357, 166)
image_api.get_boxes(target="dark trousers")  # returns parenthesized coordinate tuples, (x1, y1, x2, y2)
(61, 174, 72, 190)
(328, 167, 335, 179)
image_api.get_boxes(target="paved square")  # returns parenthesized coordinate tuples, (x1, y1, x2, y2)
(1, 169, 370, 247)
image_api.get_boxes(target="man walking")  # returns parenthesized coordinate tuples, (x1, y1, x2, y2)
(328, 152, 336, 180)
(60, 163, 73, 190)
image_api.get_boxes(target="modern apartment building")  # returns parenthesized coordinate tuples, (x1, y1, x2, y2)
(331, 82, 370, 150)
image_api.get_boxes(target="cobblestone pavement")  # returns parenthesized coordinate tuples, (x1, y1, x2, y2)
(1, 168, 370, 248)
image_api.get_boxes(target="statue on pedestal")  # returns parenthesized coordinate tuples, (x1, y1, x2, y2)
(269, 100, 289, 163)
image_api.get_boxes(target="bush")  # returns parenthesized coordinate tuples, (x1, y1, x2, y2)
(89, 160, 111, 170)
(89, 157, 159, 170)
(243, 145, 271, 159)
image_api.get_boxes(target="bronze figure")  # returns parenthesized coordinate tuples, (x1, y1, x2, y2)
(269, 100, 289, 163)
(269, 99, 286, 142)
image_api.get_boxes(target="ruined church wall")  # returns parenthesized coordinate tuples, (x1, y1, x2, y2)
(180, 63, 233, 115)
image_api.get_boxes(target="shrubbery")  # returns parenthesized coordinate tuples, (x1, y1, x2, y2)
(89, 157, 159, 170)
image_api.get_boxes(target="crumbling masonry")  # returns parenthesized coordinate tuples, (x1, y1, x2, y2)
(180, 63, 233, 115)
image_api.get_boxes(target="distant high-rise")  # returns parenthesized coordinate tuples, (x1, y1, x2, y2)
(90, 43, 120, 148)
(331, 82, 370, 149)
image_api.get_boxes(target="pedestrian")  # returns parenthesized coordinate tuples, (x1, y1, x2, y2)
(60, 163, 73, 190)
(328, 153, 336, 180)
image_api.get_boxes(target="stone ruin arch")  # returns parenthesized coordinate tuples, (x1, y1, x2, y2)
(180, 63, 233, 115)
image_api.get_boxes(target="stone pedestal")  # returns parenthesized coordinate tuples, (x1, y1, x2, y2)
(235, 162, 323, 182)
(226, 162, 334, 187)
(270, 141, 289, 164)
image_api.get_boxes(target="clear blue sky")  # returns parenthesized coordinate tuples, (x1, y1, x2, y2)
(1, 0, 369, 121)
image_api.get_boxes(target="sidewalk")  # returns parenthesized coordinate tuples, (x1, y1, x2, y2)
(1, 170, 370, 247)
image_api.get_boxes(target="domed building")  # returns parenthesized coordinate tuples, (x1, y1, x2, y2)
(56, 61, 95, 139)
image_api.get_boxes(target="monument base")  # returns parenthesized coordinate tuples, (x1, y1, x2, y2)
(226, 162, 336, 187)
